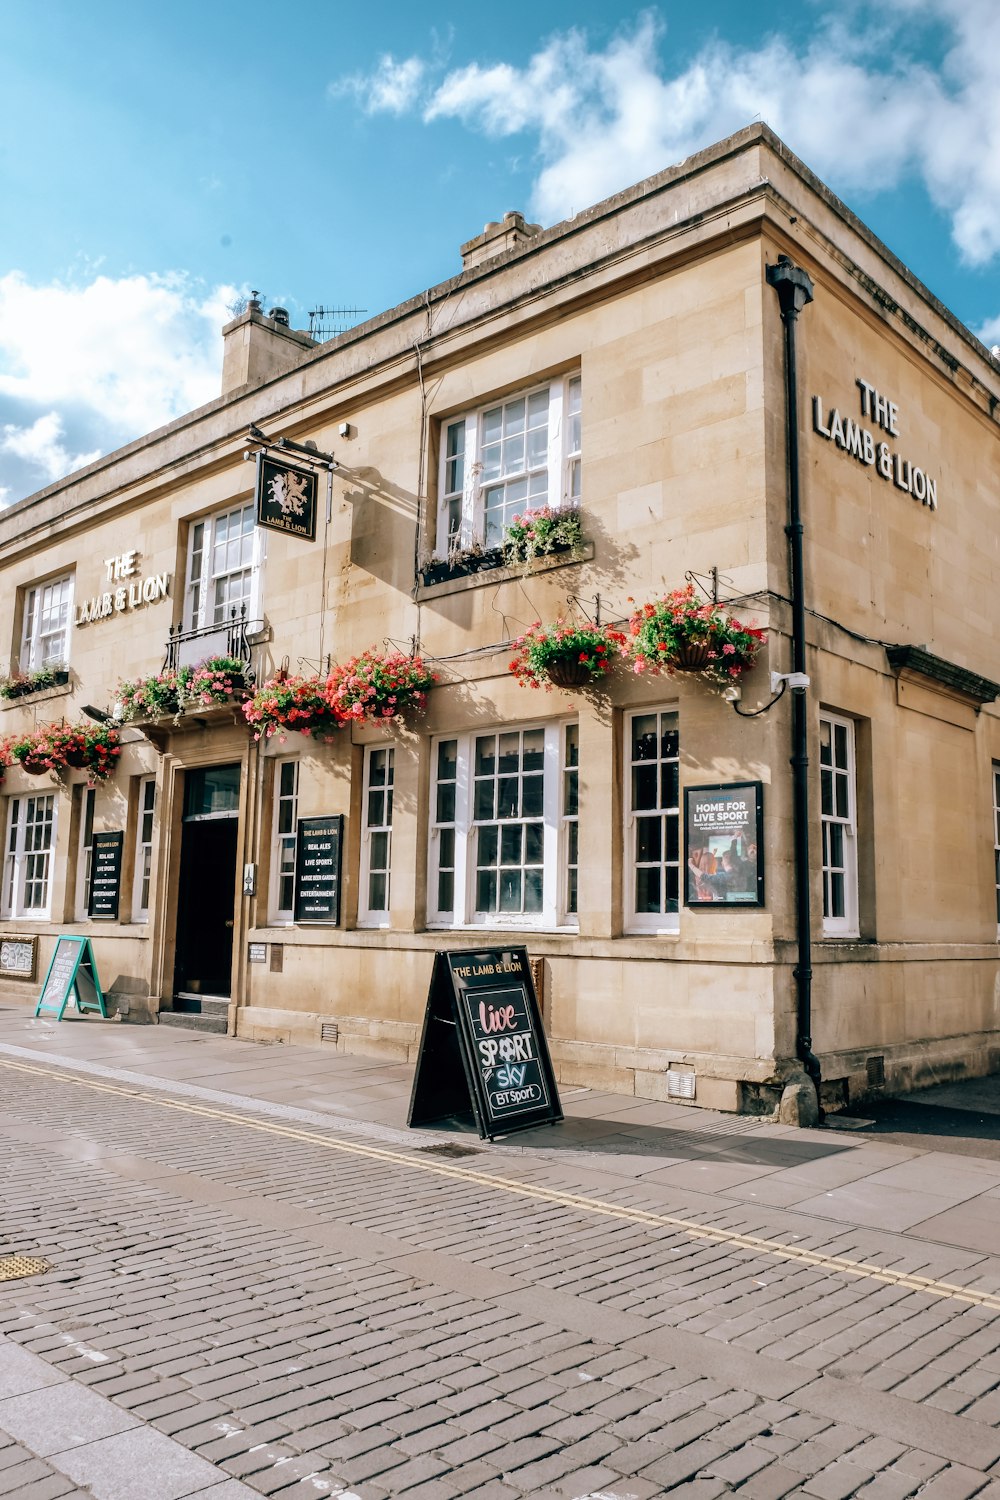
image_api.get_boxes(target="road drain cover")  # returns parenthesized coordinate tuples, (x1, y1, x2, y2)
(0, 1255, 51, 1282)
(415, 1143, 481, 1158)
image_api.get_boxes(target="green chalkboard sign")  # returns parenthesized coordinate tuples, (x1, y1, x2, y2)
(34, 937, 108, 1021)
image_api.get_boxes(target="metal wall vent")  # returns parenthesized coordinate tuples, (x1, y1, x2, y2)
(666, 1069, 696, 1100)
(866, 1054, 885, 1088)
(320, 1021, 339, 1044)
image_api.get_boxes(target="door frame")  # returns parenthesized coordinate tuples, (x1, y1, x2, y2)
(152, 743, 253, 1017)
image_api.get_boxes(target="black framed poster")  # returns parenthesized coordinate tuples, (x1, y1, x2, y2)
(684, 782, 764, 906)
(255, 454, 318, 541)
(88, 831, 123, 920)
(293, 815, 343, 924)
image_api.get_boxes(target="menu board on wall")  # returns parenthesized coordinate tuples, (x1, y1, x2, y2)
(408, 947, 562, 1141)
(88, 831, 124, 920)
(0, 936, 37, 981)
(293, 815, 343, 924)
(684, 781, 764, 907)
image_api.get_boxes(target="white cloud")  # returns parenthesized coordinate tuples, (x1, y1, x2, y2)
(0, 413, 100, 485)
(0, 271, 236, 502)
(332, 53, 425, 115)
(340, 2, 1000, 268)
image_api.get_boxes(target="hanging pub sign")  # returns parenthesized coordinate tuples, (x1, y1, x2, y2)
(408, 947, 562, 1141)
(685, 781, 765, 907)
(293, 815, 343, 924)
(255, 454, 317, 541)
(88, 831, 124, 920)
(34, 936, 108, 1021)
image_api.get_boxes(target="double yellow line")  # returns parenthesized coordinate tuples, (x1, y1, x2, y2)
(4, 1055, 997, 1313)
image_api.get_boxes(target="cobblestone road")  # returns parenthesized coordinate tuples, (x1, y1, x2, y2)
(1, 1022, 1000, 1498)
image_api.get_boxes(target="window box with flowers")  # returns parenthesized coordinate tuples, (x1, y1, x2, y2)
(419, 507, 586, 589)
(0, 665, 70, 701)
(116, 657, 250, 726)
(243, 674, 342, 742)
(624, 586, 766, 684)
(2, 722, 121, 782)
(509, 620, 626, 691)
(324, 649, 435, 724)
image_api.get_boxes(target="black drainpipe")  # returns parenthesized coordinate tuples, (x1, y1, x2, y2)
(766, 255, 822, 1111)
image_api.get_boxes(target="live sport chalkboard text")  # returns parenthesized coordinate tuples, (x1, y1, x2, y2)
(408, 946, 561, 1140)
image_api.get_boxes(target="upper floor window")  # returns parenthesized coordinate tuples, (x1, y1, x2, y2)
(437, 374, 581, 558)
(21, 575, 73, 672)
(820, 712, 859, 936)
(2, 794, 56, 919)
(184, 502, 259, 632)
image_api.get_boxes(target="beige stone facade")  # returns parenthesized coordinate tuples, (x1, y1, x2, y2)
(1, 124, 998, 1114)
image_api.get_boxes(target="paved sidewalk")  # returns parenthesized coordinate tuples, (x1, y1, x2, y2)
(1, 1000, 1000, 1499)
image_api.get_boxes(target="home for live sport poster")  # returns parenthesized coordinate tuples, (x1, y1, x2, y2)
(684, 782, 764, 907)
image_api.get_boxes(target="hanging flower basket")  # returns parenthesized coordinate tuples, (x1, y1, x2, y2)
(324, 649, 436, 723)
(20, 752, 52, 775)
(509, 620, 626, 692)
(545, 658, 595, 689)
(243, 674, 342, 741)
(3, 722, 121, 782)
(624, 585, 767, 685)
(671, 641, 713, 672)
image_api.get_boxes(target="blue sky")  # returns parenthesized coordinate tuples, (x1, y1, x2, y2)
(0, 0, 997, 504)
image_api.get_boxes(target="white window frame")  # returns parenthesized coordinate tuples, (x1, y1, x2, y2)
(21, 574, 73, 672)
(562, 722, 579, 919)
(75, 787, 97, 921)
(625, 708, 680, 934)
(436, 373, 582, 559)
(820, 711, 859, 937)
(992, 764, 1000, 935)
(269, 759, 299, 924)
(132, 777, 156, 922)
(2, 794, 57, 920)
(183, 501, 263, 633)
(359, 746, 394, 928)
(428, 721, 578, 930)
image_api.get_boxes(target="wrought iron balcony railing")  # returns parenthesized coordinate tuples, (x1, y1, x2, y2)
(164, 606, 262, 675)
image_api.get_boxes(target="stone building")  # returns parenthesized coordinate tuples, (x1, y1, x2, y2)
(1, 123, 998, 1116)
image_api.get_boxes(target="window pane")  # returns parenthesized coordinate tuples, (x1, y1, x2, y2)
(474, 780, 495, 821)
(500, 824, 522, 865)
(633, 716, 657, 759)
(477, 824, 498, 867)
(522, 728, 544, 769)
(500, 871, 522, 912)
(636, 867, 661, 913)
(521, 775, 543, 818)
(476, 869, 497, 912)
(636, 816, 661, 863)
(497, 776, 520, 819)
(437, 783, 456, 824)
(524, 868, 543, 913)
(632, 765, 657, 810)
